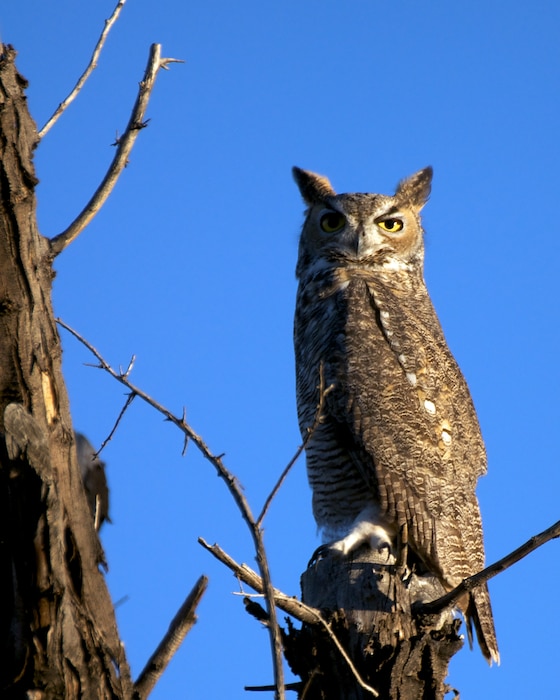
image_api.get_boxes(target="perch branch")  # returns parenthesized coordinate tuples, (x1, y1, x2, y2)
(246, 683, 301, 693)
(38, 0, 127, 138)
(134, 575, 208, 699)
(57, 319, 287, 700)
(257, 365, 332, 527)
(198, 537, 318, 624)
(198, 538, 378, 698)
(50, 44, 183, 256)
(421, 518, 560, 615)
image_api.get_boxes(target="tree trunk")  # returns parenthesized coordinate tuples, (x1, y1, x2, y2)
(0, 44, 132, 699)
(284, 548, 463, 700)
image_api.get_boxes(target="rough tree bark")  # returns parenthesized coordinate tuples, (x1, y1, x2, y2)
(283, 549, 463, 700)
(0, 45, 133, 699)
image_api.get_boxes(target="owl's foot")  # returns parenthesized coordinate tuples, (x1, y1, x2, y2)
(308, 521, 394, 568)
(307, 544, 333, 568)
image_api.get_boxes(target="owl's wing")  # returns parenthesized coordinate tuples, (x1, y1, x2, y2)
(320, 275, 499, 663)
(325, 275, 487, 584)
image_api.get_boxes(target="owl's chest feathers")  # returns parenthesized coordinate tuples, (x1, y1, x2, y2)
(296, 268, 483, 467)
(296, 267, 421, 382)
(297, 270, 406, 430)
(300, 265, 413, 300)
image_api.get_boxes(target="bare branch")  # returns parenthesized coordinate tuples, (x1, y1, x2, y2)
(257, 365, 333, 527)
(198, 537, 318, 624)
(421, 519, 560, 616)
(159, 57, 185, 70)
(95, 391, 136, 460)
(256, 444, 305, 530)
(38, 0, 127, 139)
(50, 44, 181, 256)
(246, 683, 301, 693)
(181, 407, 189, 455)
(198, 538, 378, 698)
(121, 354, 136, 379)
(134, 575, 209, 699)
(57, 319, 286, 700)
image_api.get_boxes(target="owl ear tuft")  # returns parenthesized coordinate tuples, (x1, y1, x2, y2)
(292, 167, 336, 203)
(395, 166, 433, 210)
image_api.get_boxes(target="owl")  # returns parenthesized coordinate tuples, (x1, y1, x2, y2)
(293, 166, 499, 664)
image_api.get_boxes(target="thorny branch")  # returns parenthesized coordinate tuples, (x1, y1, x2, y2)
(198, 538, 318, 624)
(134, 575, 209, 699)
(39, 0, 127, 138)
(257, 364, 332, 527)
(49, 44, 183, 257)
(420, 518, 560, 616)
(95, 391, 137, 460)
(56, 319, 287, 700)
(198, 538, 379, 698)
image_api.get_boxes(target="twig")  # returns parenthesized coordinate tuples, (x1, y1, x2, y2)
(134, 575, 208, 699)
(49, 44, 183, 256)
(95, 391, 136, 459)
(121, 355, 136, 379)
(421, 519, 560, 615)
(57, 319, 286, 700)
(198, 538, 378, 698)
(299, 668, 320, 700)
(245, 683, 301, 693)
(114, 594, 130, 609)
(198, 537, 318, 624)
(181, 407, 189, 455)
(257, 365, 332, 527)
(38, 0, 127, 138)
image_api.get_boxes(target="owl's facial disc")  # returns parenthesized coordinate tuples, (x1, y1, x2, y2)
(355, 211, 417, 261)
(303, 193, 423, 269)
(376, 216, 404, 233)
(319, 210, 346, 234)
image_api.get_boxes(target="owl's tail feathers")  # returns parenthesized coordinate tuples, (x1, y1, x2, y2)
(467, 584, 500, 665)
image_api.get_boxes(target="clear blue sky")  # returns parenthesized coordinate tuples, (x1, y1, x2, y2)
(2, 1, 560, 697)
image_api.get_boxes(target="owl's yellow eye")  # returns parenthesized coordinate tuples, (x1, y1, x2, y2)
(377, 218, 404, 233)
(320, 212, 346, 233)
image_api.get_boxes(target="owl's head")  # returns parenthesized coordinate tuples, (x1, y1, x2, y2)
(293, 166, 432, 278)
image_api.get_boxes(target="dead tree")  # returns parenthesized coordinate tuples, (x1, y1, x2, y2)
(285, 550, 462, 700)
(201, 516, 560, 700)
(0, 43, 134, 698)
(0, 41, 205, 700)
(201, 533, 463, 700)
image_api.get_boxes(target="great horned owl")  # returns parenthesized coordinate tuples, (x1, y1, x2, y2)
(293, 166, 499, 664)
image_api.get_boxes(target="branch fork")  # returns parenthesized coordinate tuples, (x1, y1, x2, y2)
(49, 44, 183, 257)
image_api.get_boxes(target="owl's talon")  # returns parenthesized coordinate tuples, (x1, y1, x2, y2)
(307, 544, 333, 568)
(378, 541, 392, 562)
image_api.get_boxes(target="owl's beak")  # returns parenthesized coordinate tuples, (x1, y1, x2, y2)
(356, 226, 383, 258)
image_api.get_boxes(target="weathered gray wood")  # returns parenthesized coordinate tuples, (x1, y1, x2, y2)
(283, 547, 462, 700)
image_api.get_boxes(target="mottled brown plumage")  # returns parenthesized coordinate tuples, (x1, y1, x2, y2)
(293, 166, 499, 663)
